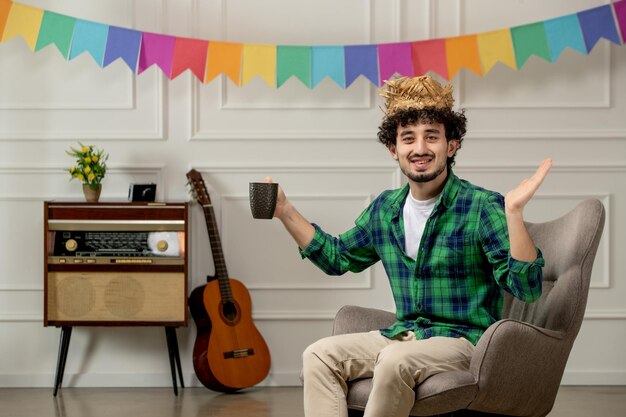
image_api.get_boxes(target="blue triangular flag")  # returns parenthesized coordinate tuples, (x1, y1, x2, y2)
(69, 19, 109, 66)
(103, 26, 142, 71)
(544, 14, 586, 60)
(578, 5, 621, 52)
(312, 46, 345, 88)
(344, 45, 379, 87)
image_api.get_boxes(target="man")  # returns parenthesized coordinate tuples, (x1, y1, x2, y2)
(267, 75, 552, 417)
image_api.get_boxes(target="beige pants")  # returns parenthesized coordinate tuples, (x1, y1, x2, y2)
(302, 330, 475, 417)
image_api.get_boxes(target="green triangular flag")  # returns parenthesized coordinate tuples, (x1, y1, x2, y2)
(277, 46, 311, 88)
(35, 11, 76, 59)
(511, 22, 551, 68)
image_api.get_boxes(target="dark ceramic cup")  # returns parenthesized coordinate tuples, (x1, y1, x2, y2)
(249, 182, 278, 219)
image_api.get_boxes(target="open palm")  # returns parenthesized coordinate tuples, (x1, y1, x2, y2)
(505, 158, 552, 214)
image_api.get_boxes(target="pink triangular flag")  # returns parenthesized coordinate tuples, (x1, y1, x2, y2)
(378, 43, 414, 85)
(138, 32, 176, 77)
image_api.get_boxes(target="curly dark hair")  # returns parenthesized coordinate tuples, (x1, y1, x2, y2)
(377, 107, 467, 168)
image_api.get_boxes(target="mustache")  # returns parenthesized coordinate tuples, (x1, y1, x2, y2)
(408, 152, 435, 159)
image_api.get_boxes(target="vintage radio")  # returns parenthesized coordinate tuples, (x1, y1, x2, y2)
(44, 202, 188, 326)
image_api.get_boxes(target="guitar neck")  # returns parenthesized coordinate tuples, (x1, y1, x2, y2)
(201, 203, 231, 289)
(187, 168, 235, 301)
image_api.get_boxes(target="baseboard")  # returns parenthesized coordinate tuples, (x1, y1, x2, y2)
(0, 373, 179, 388)
(0, 371, 302, 388)
(1, 370, 624, 388)
(561, 370, 626, 385)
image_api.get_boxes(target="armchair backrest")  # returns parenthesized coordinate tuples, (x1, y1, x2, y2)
(503, 199, 605, 339)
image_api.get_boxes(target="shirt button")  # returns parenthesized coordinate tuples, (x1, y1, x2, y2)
(416, 302, 423, 311)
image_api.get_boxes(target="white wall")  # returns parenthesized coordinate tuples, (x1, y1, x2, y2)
(0, 0, 624, 388)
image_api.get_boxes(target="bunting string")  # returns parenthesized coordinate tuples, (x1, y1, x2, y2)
(1, 0, 625, 88)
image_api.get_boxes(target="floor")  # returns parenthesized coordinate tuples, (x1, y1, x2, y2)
(0, 386, 624, 417)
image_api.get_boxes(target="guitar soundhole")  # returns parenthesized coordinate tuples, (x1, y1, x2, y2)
(221, 301, 239, 324)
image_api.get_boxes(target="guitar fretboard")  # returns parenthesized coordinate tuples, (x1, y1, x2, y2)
(202, 203, 233, 302)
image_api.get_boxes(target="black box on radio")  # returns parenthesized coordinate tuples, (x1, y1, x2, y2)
(128, 183, 157, 202)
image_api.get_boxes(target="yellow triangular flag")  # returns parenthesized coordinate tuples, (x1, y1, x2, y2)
(477, 29, 516, 73)
(1, 2, 44, 50)
(242, 44, 276, 87)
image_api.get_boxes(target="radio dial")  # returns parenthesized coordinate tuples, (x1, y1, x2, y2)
(65, 239, 78, 252)
(157, 240, 169, 252)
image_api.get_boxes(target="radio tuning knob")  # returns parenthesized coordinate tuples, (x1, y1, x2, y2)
(65, 239, 78, 252)
(157, 240, 169, 252)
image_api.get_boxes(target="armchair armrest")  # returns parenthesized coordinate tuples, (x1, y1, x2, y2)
(332, 305, 396, 336)
(468, 319, 568, 416)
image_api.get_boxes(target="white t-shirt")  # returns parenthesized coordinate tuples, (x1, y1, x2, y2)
(403, 192, 438, 260)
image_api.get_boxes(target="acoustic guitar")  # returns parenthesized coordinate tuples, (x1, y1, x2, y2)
(186, 169, 271, 392)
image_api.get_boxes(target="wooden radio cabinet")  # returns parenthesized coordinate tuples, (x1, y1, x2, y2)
(43, 201, 189, 395)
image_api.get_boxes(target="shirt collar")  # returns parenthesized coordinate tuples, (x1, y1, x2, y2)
(439, 169, 461, 209)
(391, 169, 461, 216)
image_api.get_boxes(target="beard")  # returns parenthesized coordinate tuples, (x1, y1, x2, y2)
(401, 156, 448, 183)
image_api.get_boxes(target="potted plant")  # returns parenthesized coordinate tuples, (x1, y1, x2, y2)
(67, 143, 109, 202)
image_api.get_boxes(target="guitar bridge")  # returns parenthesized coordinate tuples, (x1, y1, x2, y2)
(223, 348, 255, 359)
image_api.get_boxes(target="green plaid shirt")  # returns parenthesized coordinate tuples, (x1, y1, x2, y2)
(300, 172, 544, 345)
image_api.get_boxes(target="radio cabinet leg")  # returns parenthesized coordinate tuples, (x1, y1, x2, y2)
(52, 326, 183, 396)
(53, 326, 73, 397)
(165, 327, 184, 395)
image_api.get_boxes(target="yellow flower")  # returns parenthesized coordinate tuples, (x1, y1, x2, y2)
(67, 143, 108, 185)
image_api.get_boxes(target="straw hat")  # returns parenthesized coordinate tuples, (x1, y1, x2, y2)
(380, 75, 454, 116)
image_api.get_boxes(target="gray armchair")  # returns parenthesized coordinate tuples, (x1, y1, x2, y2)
(332, 199, 606, 417)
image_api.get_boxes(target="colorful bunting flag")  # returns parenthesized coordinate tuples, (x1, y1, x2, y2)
(1, 0, 14, 41)
(344, 45, 378, 87)
(242, 44, 276, 87)
(544, 14, 586, 61)
(312, 46, 345, 88)
(477, 29, 516, 73)
(2, 2, 43, 50)
(578, 5, 621, 52)
(69, 19, 108, 66)
(205, 41, 243, 85)
(511, 22, 551, 68)
(378, 42, 413, 84)
(35, 11, 75, 58)
(0, 1, 624, 89)
(615, 1, 626, 44)
(103, 26, 142, 70)
(277, 46, 311, 88)
(138, 32, 176, 76)
(411, 39, 448, 79)
(171, 37, 208, 81)
(446, 35, 482, 79)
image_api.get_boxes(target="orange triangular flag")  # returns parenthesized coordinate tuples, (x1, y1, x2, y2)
(205, 41, 243, 85)
(445, 35, 482, 79)
(0, 1, 13, 39)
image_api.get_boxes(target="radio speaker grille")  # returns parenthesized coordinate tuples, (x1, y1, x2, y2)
(47, 272, 185, 323)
